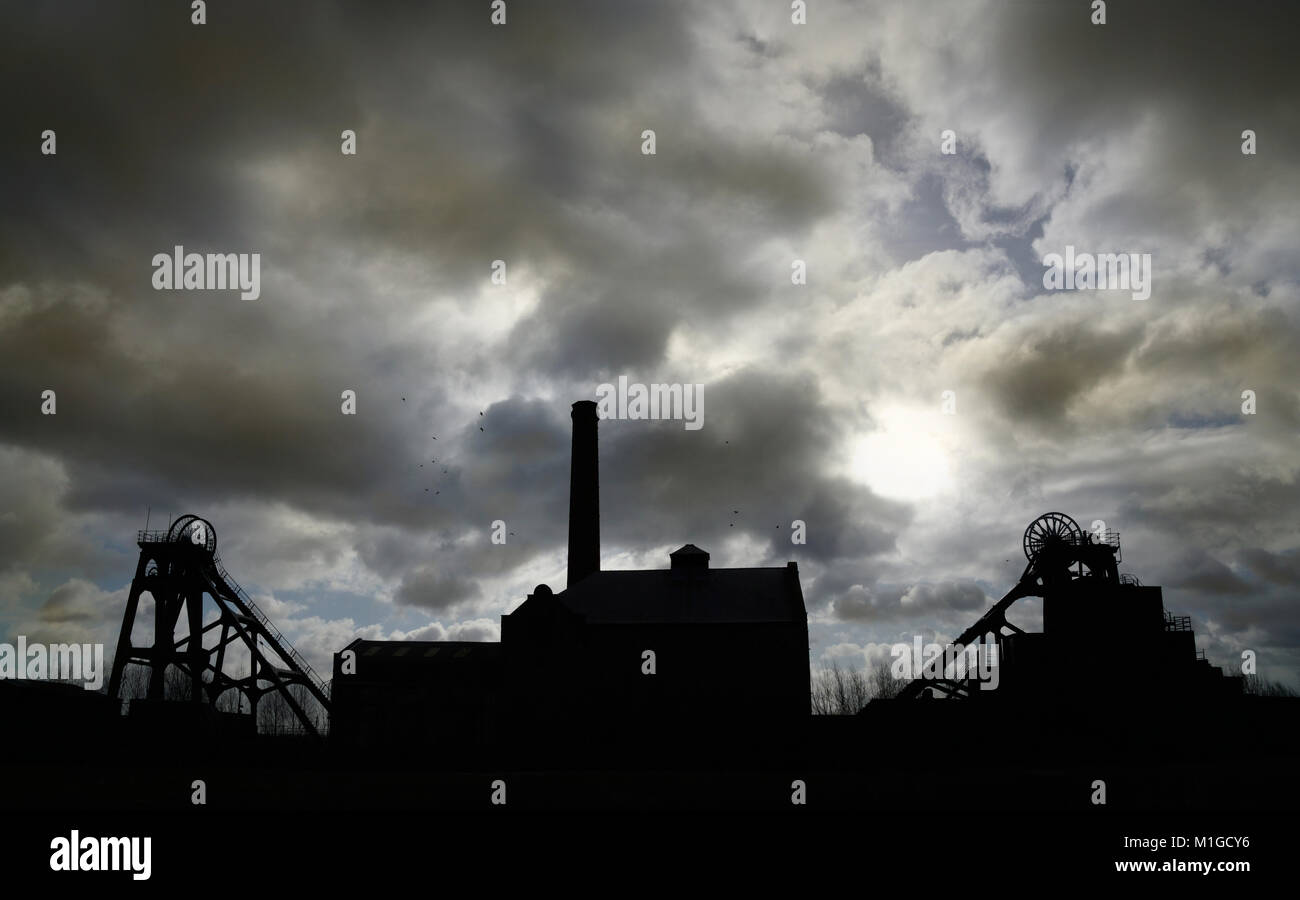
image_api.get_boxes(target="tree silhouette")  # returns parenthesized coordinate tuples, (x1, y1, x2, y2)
(811, 658, 908, 713)
(1241, 674, 1299, 697)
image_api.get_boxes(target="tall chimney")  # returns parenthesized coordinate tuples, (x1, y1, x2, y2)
(567, 400, 600, 587)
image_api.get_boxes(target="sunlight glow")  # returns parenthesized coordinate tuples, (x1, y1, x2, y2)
(850, 407, 954, 501)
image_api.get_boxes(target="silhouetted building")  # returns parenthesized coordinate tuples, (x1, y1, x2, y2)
(999, 576, 1241, 701)
(875, 512, 1241, 708)
(330, 400, 811, 766)
(330, 640, 502, 759)
(502, 546, 809, 765)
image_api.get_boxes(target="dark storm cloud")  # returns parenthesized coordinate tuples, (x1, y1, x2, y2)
(0, 284, 420, 522)
(1191, 589, 1300, 642)
(394, 567, 479, 613)
(0, 447, 65, 573)
(0, 0, 837, 526)
(596, 367, 911, 566)
(0, 2, 363, 284)
(819, 63, 909, 163)
(1129, 303, 1300, 432)
(830, 584, 904, 623)
(977, 318, 1143, 431)
(1, 0, 1297, 689)
(0, 3, 694, 515)
(910, 0, 1300, 238)
(2, 0, 773, 641)
(1164, 550, 1251, 596)
(1239, 549, 1300, 588)
(1117, 466, 1300, 550)
(804, 0, 1298, 685)
(830, 580, 987, 625)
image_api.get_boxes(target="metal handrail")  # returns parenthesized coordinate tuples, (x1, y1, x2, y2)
(208, 554, 330, 698)
(137, 528, 329, 697)
(1085, 530, 1121, 547)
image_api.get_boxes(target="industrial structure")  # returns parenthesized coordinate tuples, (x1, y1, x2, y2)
(330, 400, 811, 765)
(883, 510, 1238, 703)
(106, 514, 332, 735)
(98, 404, 1247, 767)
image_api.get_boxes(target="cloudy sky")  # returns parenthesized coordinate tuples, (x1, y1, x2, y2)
(1, 0, 1297, 690)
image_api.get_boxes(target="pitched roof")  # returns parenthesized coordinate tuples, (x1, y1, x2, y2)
(555, 563, 805, 625)
(338, 639, 502, 661)
(669, 543, 709, 560)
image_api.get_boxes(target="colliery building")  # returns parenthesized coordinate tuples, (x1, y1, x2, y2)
(330, 401, 811, 766)
(881, 511, 1240, 705)
(96, 414, 1271, 774)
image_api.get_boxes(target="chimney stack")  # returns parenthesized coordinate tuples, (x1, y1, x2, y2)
(567, 400, 600, 587)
